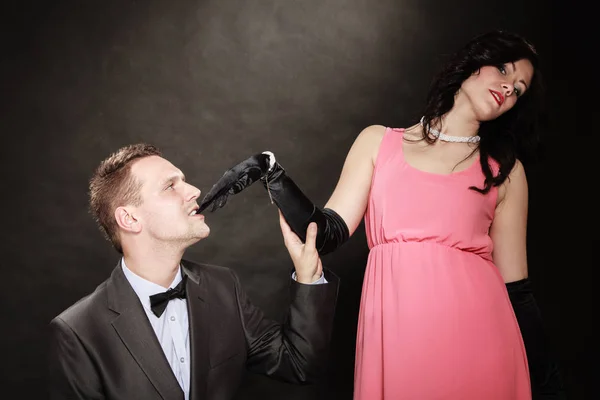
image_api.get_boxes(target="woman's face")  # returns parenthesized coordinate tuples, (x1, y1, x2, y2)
(460, 58, 534, 121)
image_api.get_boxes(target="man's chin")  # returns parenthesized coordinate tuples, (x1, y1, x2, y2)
(195, 227, 210, 240)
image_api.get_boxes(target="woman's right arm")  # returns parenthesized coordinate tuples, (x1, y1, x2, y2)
(197, 124, 387, 254)
(324, 124, 386, 236)
(261, 124, 386, 255)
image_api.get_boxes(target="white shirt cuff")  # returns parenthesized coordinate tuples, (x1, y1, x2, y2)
(291, 271, 328, 285)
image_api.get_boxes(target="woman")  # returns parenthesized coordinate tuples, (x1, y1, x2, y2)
(200, 30, 560, 399)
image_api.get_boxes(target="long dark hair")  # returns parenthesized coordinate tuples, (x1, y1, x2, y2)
(420, 30, 545, 194)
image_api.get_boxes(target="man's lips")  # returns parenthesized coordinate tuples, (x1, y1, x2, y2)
(489, 89, 504, 106)
(188, 205, 203, 218)
(189, 211, 205, 220)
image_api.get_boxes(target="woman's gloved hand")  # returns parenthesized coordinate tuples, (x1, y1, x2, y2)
(199, 151, 349, 255)
(198, 152, 275, 213)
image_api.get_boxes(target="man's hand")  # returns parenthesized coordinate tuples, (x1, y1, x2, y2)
(279, 211, 323, 284)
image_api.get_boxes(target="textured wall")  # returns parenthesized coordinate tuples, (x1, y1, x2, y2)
(1, 0, 588, 398)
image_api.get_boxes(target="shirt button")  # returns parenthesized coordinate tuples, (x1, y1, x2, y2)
(180, 357, 185, 363)
(170, 316, 176, 321)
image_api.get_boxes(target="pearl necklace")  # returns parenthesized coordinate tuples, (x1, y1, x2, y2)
(420, 117, 480, 144)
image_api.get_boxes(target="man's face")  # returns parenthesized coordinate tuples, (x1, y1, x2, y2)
(129, 155, 209, 248)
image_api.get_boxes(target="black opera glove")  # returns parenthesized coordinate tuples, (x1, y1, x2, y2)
(198, 152, 274, 213)
(199, 151, 349, 255)
(260, 161, 349, 255)
(506, 278, 565, 398)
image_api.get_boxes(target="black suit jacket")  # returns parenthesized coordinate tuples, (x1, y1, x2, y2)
(48, 259, 339, 400)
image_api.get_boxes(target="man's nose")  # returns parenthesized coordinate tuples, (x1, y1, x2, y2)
(186, 183, 201, 200)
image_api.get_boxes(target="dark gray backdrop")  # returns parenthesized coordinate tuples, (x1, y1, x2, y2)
(1, 0, 589, 399)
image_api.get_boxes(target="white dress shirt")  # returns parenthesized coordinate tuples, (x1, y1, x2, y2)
(122, 260, 191, 399)
(121, 258, 327, 399)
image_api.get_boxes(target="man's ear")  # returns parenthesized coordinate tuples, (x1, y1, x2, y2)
(115, 206, 141, 233)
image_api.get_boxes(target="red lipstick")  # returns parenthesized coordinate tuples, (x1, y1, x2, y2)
(489, 89, 504, 106)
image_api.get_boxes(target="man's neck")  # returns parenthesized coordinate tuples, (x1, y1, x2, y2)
(122, 246, 185, 289)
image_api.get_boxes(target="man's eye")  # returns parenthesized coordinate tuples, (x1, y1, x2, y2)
(514, 87, 521, 97)
(165, 184, 174, 190)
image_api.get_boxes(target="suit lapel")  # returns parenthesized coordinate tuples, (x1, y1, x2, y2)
(107, 263, 184, 400)
(182, 261, 210, 400)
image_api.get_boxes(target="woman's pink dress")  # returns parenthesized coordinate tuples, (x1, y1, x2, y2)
(354, 128, 531, 399)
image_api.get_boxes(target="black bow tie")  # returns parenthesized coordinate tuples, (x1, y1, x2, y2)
(149, 275, 188, 317)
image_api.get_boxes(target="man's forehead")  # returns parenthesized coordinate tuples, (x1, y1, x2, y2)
(131, 156, 182, 182)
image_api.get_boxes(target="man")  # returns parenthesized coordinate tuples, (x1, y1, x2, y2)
(48, 144, 339, 400)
